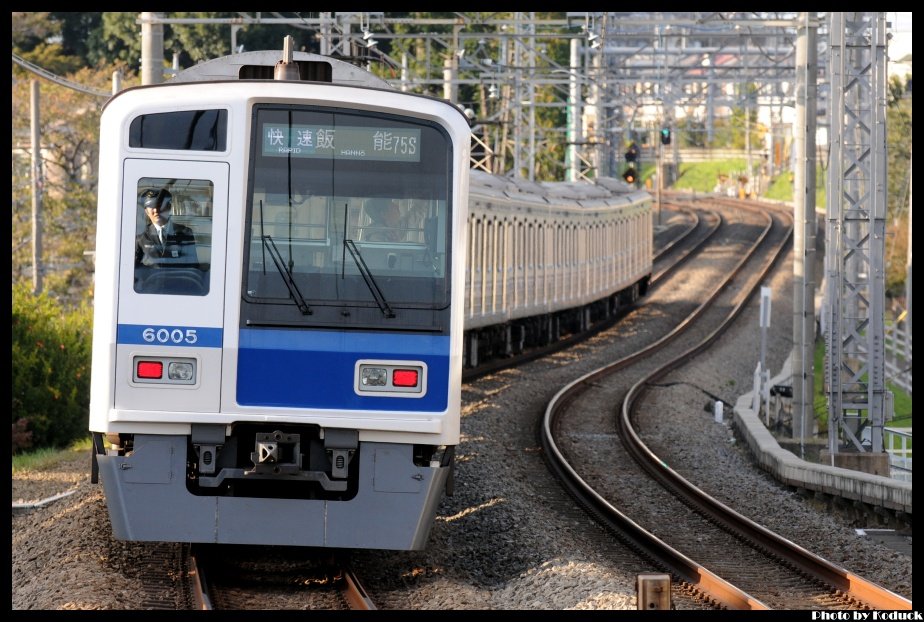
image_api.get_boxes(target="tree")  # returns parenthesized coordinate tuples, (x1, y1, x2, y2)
(50, 12, 105, 66)
(710, 106, 767, 150)
(12, 12, 84, 76)
(11, 63, 123, 304)
(94, 13, 144, 69)
(11, 12, 55, 52)
(677, 117, 707, 148)
(884, 78, 911, 298)
(170, 12, 240, 65)
(93, 12, 227, 73)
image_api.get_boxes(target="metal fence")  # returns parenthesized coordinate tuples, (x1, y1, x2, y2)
(884, 426, 912, 481)
(883, 324, 912, 395)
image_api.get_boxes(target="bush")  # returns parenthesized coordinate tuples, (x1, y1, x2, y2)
(11, 282, 92, 453)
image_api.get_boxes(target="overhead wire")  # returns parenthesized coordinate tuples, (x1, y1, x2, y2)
(11, 52, 111, 98)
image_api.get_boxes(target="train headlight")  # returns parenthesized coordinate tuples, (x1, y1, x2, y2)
(168, 361, 195, 381)
(361, 367, 388, 386)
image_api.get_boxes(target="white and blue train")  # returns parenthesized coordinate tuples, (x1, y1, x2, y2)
(89, 39, 652, 551)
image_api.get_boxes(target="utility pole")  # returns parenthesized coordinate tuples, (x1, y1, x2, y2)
(140, 12, 165, 85)
(566, 37, 582, 182)
(906, 149, 913, 366)
(30, 79, 43, 295)
(319, 12, 332, 56)
(791, 12, 817, 452)
(657, 139, 663, 225)
(744, 39, 752, 194)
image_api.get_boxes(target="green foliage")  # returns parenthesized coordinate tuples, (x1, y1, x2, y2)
(676, 117, 707, 148)
(96, 12, 217, 71)
(885, 91, 911, 298)
(672, 159, 746, 193)
(98, 13, 141, 68)
(11, 283, 93, 454)
(761, 164, 826, 209)
(233, 22, 318, 56)
(12, 13, 84, 75)
(763, 173, 793, 201)
(813, 337, 829, 431)
(95, 12, 238, 71)
(887, 75, 908, 107)
(170, 12, 238, 64)
(50, 12, 105, 67)
(12, 437, 92, 473)
(811, 336, 913, 435)
(891, 387, 912, 427)
(709, 104, 768, 150)
(11, 12, 56, 51)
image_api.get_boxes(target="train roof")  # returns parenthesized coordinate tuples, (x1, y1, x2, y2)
(103, 42, 471, 127)
(169, 50, 393, 89)
(469, 169, 645, 207)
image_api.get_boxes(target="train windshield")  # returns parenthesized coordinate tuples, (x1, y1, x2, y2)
(242, 105, 453, 332)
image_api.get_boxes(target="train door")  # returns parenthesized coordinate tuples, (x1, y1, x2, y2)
(113, 159, 229, 415)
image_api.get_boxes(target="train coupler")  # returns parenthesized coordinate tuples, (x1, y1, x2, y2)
(250, 430, 301, 475)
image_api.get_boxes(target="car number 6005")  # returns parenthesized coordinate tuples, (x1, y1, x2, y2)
(142, 327, 198, 344)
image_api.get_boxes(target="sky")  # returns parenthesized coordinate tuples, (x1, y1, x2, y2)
(887, 11, 912, 33)
(886, 12, 912, 62)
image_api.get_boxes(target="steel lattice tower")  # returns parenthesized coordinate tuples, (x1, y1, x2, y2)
(824, 12, 890, 457)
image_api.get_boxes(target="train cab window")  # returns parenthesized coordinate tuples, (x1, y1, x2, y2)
(133, 177, 213, 296)
(242, 105, 453, 332)
(129, 110, 227, 151)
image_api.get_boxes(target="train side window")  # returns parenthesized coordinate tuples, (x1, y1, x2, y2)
(133, 177, 213, 296)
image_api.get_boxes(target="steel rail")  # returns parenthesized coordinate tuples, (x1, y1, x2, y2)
(541, 200, 776, 609)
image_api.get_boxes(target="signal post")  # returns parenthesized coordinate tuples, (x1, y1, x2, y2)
(657, 127, 671, 226)
(623, 141, 639, 187)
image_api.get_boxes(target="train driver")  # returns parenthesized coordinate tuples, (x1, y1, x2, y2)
(134, 188, 204, 293)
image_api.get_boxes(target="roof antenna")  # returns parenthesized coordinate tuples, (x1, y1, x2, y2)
(274, 35, 300, 81)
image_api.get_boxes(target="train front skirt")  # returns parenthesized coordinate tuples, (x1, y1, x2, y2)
(96, 434, 449, 550)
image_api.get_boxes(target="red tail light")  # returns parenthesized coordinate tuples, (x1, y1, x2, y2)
(137, 361, 163, 379)
(392, 369, 419, 387)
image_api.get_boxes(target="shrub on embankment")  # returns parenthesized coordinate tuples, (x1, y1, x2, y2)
(12, 282, 92, 454)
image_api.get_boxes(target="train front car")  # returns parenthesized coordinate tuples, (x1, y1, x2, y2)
(89, 47, 471, 550)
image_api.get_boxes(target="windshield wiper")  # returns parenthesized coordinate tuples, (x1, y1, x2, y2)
(343, 239, 395, 318)
(262, 235, 312, 315)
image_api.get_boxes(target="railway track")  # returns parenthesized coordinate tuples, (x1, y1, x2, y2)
(187, 545, 376, 610)
(540, 196, 913, 610)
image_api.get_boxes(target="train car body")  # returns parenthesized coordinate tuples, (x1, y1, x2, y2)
(462, 171, 651, 365)
(89, 47, 471, 550)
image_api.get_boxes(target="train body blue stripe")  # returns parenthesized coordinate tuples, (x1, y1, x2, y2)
(237, 328, 450, 411)
(117, 324, 223, 348)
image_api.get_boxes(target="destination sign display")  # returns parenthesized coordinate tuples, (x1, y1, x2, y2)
(262, 124, 421, 162)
